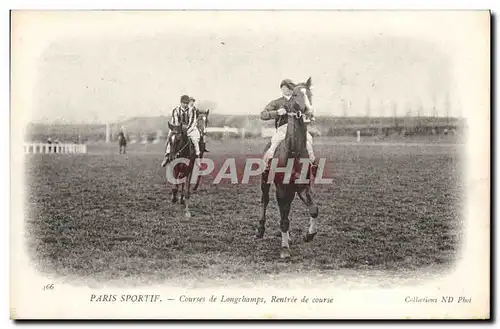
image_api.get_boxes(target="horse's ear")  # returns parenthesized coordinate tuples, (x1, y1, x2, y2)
(306, 77, 312, 88)
(206, 109, 210, 116)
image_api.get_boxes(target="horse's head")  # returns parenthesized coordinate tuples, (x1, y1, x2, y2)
(196, 109, 210, 137)
(168, 122, 189, 155)
(283, 77, 313, 159)
(287, 77, 313, 117)
(168, 121, 184, 135)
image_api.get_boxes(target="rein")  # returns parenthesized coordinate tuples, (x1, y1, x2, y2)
(276, 111, 304, 152)
(283, 96, 307, 159)
(172, 131, 194, 159)
(278, 114, 304, 158)
(174, 141, 190, 157)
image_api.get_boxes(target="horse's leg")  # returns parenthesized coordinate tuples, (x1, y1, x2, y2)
(297, 187, 319, 242)
(172, 184, 178, 203)
(179, 181, 185, 205)
(256, 170, 271, 238)
(172, 168, 179, 203)
(277, 186, 293, 259)
(193, 152, 203, 191)
(184, 162, 193, 218)
(184, 185, 191, 218)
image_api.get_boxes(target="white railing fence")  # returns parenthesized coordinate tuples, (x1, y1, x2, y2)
(24, 143, 87, 154)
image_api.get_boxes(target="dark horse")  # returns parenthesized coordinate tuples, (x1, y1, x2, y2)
(166, 122, 197, 218)
(193, 109, 210, 191)
(118, 131, 127, 154)
(256, 77, 319, 259)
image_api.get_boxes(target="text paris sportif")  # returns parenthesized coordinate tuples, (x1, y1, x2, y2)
(89, 294, 334, 305)
(15, 10, 490, 320)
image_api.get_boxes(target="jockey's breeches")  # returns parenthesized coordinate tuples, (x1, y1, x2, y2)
(188, 129, 201, 155)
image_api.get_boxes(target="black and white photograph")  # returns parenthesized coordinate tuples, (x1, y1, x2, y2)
(9, 10, 490, 319)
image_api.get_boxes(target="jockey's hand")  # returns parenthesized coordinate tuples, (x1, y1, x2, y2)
(277, 108, 287, 116)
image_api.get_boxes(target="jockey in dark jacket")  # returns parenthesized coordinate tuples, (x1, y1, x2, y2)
(260, 79, 316, 165)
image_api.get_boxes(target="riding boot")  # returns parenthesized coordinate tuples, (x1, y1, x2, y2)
(161, 153, 171, 167)
(199, 141, 209, 153)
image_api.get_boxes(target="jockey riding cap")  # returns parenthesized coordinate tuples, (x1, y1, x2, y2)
(280, 79, 296, 90)
(189, 97, 196, 102)
(180, 95, 190, 103)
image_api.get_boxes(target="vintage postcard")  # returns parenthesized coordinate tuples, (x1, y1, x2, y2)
(10, 10, 490, 319)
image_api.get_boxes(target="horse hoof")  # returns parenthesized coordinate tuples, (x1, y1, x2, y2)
(185, 211, 191, 218)
(280, 248, 291, 259)
(304, 232, 317, 242)
(255, 227, 265, 239)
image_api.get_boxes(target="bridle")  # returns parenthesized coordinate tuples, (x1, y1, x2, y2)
(284, 89, 308, 118)
(287, 110, 303, 119)
(197, 115, 208, 137)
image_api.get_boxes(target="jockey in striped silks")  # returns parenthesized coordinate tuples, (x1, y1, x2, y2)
(162, 95, 201, 167)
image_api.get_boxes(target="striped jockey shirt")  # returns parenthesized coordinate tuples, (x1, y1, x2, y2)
(170, 106, 197, 132)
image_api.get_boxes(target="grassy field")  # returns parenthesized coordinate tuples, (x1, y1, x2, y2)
(24, 137, 463, 287)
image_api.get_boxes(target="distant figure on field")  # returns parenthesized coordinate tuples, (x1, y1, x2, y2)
(47, 137, 52, 152)
(118, 126, 127, 154)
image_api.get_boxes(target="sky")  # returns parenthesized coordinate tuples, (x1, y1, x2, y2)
(13, 11, 483, 124)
